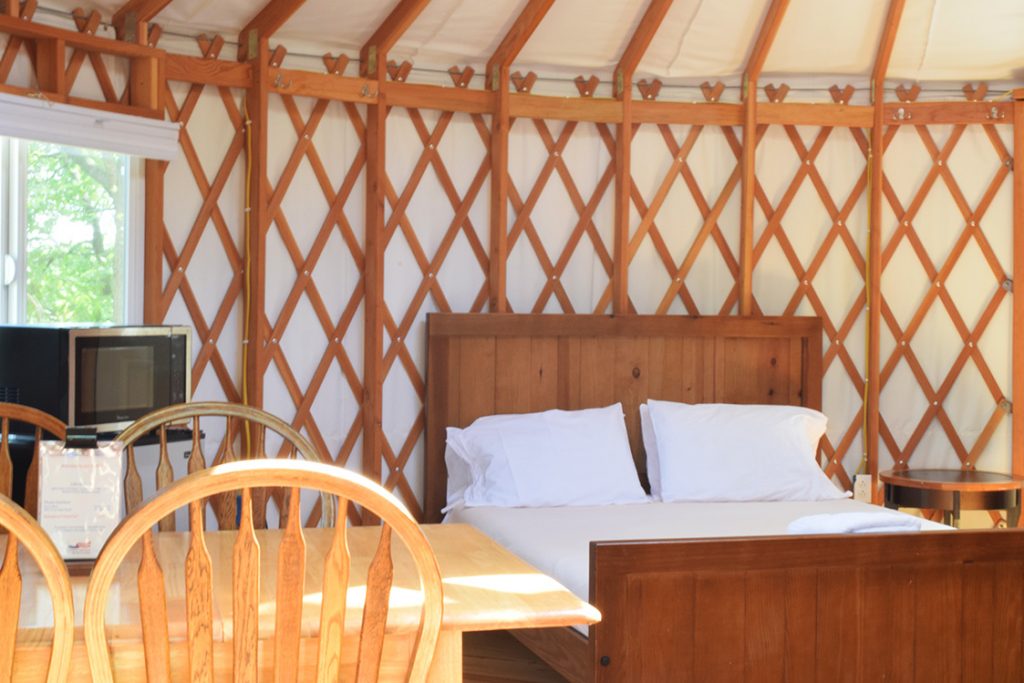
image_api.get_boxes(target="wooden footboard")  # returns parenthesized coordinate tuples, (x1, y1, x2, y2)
(589, 530, 1024, 682)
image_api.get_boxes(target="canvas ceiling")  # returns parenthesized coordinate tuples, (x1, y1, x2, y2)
(42, 0, 1024, 88)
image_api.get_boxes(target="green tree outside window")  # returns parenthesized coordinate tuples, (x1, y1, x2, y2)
(22, 141, 128, 324)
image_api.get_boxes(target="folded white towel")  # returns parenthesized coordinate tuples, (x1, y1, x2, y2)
(786, 511, 923, 535)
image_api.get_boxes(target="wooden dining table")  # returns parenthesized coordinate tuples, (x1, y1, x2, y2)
(11, 523, 599, 681)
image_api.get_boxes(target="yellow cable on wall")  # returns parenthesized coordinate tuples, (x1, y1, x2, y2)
(858, 137, 873, 477)
(241, 97, 253, 456)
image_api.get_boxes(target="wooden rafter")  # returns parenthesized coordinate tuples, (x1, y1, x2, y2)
(613, 0, 674, 98)
(867, 0, 905, 497)
(739, 0, 789, 315)
(485, 0, 554, 90)
(871, 0, 905, 89)
(359, 0, 430, 79)
(237, 0, 307, 61)
(613, 0, 674, 313)
(742, 0, 789, 84)
(487, 0, 555, 311)
(112, 0, 171, 42)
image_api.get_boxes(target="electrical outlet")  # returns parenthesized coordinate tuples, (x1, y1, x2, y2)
(853, 474, 872, 503)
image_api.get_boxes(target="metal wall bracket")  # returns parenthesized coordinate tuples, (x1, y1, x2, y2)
(247, 30, 258, 62)
(123, 11, 138, 42)
(366, 46, 377, 76)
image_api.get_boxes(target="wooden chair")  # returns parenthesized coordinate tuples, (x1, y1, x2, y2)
(115, 401, 336, 530)
(0, 403, 66, 517)
(83, 459, 444, 683)
(0, 493, 73, 682)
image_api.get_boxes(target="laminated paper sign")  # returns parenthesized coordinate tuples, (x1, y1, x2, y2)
(37, 441, 124, 561)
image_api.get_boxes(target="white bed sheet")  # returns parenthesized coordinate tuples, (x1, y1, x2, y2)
(446, 499, 949, 634)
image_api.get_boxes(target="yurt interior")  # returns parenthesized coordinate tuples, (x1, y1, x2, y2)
(1, 0, 1024, 680)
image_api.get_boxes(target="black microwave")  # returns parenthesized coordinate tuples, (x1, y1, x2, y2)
(0, 325, 191, 433)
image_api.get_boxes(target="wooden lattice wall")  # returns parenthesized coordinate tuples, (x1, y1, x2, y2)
(0, 1, 1022, 526)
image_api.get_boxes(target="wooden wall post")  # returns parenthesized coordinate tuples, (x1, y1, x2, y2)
(486, 0, 554, 313)
(132, 43, 163, 325)
(142, 157, 163, 324)
(613, 0, 674, 315)
(243, 43, 270, 411)
(1013, 96, 1024, 483)
(360, 0, 429, 507)
(237, 0, 307, 410)
(116, 0, 169, 324)
(867, 0, 905, 499)
(739, 0, 789, 315)
(489, 75, 511, 312)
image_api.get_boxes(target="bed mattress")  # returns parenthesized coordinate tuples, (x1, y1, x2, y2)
(446, 499, 948, 634)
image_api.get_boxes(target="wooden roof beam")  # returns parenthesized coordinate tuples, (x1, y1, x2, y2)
(614, 0, 674, 98)
(237, 0, 307, 62)
(485, 0, 555, 90)
(871, 0, 906, 93)
(742, 0, 790, 90)
(360, 0, 431, 79)
(112, 0, 172, 42)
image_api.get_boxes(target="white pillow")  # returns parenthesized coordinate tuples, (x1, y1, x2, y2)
(445, 404, 648, 508)
(639, 403, 661, 499)
(645, 400, 847, 502)
(442, 437, 474, 513)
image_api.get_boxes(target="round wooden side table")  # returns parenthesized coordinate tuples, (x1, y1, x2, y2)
(879, 468, 1024, 528)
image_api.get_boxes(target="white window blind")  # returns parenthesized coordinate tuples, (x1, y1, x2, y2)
(0, 93, 180, 161)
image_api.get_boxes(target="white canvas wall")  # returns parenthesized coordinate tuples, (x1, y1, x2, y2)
(157, 88, 1016, 511)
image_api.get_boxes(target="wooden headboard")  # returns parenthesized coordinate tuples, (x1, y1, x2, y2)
(424, 314, 822, 521)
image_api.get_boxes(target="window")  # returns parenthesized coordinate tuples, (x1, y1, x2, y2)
(0, 138, 142, 325)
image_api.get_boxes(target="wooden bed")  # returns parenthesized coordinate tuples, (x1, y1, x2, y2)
(425, 313, 1024, 682)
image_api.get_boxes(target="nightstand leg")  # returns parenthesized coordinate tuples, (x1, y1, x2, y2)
(1009, 493, 1021, 528)
(951, 491, 961, 528)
